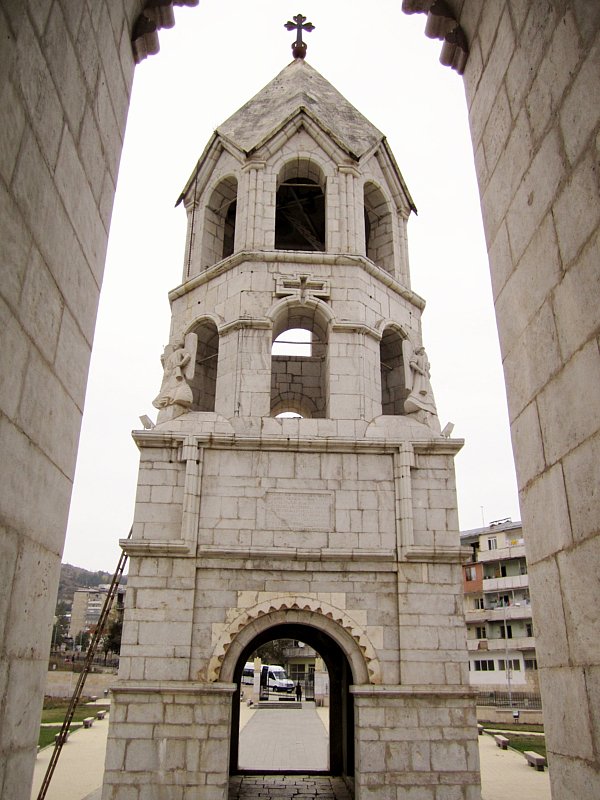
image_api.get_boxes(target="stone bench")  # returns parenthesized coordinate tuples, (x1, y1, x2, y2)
(477, 724, 484, 735)
(83, 717, 94, 728)
(96, 710, 107, 720)
(524, 750, 546, 771)
(54, 731, 69, 744)
(494, 734, 509, 750)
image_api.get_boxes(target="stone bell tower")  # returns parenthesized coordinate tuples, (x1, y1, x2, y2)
(102, 53, 481, 800)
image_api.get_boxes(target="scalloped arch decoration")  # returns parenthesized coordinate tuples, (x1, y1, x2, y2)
(206, 596, 380, 685)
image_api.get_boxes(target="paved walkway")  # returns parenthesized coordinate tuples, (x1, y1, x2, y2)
(31, 702, 551, 800)
(229, 775, 351, 800)
(238, 706, 328, 771)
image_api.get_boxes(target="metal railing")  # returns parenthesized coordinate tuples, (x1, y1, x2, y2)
(476, 690, 542, 710)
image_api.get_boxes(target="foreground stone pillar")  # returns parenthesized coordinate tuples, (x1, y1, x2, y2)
(0, 3, 138, 796)
(404, 2, 600, 795)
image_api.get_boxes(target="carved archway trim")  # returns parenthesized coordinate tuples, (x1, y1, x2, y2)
(206, 597, 380, 685)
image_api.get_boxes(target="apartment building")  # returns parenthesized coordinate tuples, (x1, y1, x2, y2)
(67, 585, 125, 642)
(461, 519, 539, 693)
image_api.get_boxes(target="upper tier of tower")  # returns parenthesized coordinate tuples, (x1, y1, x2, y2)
(177, 59, 416, 287)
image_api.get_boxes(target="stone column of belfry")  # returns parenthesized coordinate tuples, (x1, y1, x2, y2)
(239, 160, 266, 250)
(103, 56, 480, 800)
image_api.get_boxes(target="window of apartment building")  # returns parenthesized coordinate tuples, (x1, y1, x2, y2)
(524, 659, 538, 670)
(526, 622, 533, 637)
(487, 536, 497, 550)
(474, 597, 484, 610)
(473, 659, 495, 671)
(520, 559, 528, 575)
(498, 659, 521, 671)
(476, 626, 486, 639)
(465, 565, 477, 581)
(499, 624, 513, 639)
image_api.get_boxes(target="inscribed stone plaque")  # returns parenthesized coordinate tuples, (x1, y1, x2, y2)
(265, 491, 333, 531)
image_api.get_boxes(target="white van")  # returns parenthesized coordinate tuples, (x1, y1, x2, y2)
(241, 662, 295, 693)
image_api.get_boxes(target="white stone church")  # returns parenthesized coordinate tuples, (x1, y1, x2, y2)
(101, 56, 480, 800)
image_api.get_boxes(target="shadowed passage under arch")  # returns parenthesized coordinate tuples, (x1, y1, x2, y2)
(229, 623, 355, 779)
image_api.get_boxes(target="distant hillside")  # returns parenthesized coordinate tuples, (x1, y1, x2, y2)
(57, 563, 127, 607)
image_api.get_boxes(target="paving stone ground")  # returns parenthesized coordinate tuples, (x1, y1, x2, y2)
(229, 775, 351, 800)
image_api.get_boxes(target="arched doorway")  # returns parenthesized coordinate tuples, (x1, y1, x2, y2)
(228, 623, 356, 779)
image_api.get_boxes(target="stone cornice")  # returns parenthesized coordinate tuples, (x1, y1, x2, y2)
(119, 539, 191, 557)
(196, 545, 396, 564)
(168, 249, 426, 310)
(330, 321, 381, 341)
(111, 680, 236, 695)
(350, 684, 476, 698)
(403, 545, 473, 564)
(131, 429, 465, 455)
(218, 317, 272, 336)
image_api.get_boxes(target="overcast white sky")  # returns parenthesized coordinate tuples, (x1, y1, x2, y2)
(63, 1, 520, 571)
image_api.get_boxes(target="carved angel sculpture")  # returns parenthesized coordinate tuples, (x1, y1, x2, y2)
(152, 333, 197, 411)
(403, 341, 439, 429)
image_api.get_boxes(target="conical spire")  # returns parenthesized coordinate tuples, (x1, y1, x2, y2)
(217, 59, 384, 159)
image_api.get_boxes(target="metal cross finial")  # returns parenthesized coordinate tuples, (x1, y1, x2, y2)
(284, 13, 315, 59)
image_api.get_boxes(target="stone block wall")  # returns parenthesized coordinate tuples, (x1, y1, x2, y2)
(454, 2, 600, 795)
(353, 691, 480, 800)
(0, 2, 139, 797)
(118, 555, 196, 683)
(103, 683, 233, 800)
(133, 446, 186, 542)
(197, 447, 397, 552)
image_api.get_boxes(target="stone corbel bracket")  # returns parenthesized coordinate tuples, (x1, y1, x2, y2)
(132, 0, 199, 64)
(402, 0, 469, 75)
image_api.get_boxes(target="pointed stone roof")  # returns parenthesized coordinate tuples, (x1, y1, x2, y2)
(217, 59, 384, 159)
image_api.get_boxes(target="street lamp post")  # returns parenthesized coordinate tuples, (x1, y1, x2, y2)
(503, 602, 512, 709)
(502, 600, 520, 711)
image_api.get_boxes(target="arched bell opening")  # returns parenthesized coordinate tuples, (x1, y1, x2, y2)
(380, 326, 408, 415)
(201, 176, 238, 267)
(270, 306, 329, 418)
(188, 318, 219, 412)
(275, 159, 326, 252)
(229, 623, 355, 781)
(364, 182, 394, 274)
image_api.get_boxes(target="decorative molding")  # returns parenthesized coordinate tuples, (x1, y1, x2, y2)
(168, 250, 426, 310)
(218, 316, 272, 336)
(196, 545, 397, 564)
(402, 0, 469, 75)
(119, 539, 191, 557)
(350, 684, 476, 698)
(207, 598, 381, 684)
(404, 545, 473, 564)
(274, 274, 330, 302)
(132, 1, 199, 64)
(111, 680, 236, 695)
(330, 321, 380, 341)
(130, 429, 463, 454)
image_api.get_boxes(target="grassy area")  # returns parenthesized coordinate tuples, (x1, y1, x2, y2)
(38, 725, 82, 749)
(480, 722, 544, 733)
(41, 702, 105, 724)
(506, 735, 547, 760)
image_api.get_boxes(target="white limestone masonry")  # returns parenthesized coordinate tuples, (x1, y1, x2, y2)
(1, 4, 598, 799)
(102, 58, 479, 800)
